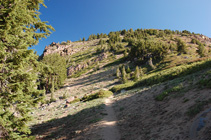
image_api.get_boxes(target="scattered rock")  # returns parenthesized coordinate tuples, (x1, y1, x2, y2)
(67, 53, 108, 76)
(75, 130, 81, 134)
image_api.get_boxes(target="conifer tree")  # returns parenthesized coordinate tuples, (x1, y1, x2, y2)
(148, 58, 156, 70)
(197, 44, 206, 57)
(88, 34, 93, 41)
(0, 0, 54, 138)
(41, 53, 67, 90)
(116, 67, 121, 78)
(140, 66, 144, 77)
(122, 66, 128, 83)
(50, 76, 56, 102)
(83, 37, 85, 42)
(126, 66, 131, 73)
(97, 33, 100, 39)
(134, 66, 140, 81)
(177, 38, 187, 54)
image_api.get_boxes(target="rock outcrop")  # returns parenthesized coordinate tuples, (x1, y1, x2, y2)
(67, 53, 108, 76)
(42, 41, 97, 57)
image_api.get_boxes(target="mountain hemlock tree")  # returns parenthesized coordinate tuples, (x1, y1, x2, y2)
(126, 66, 131, 73)
(148, 58, 156, 70)
(134, 66, 140, 82)
(122, 66, 128, 84)
(116, 67, 121, 78)
(177, 38, 187, 54)
(197, 44, 206, 57)
(140, 66, 144, 77)
(0, 0, 54, 139)
(41, 53, 67, 92)
(50, 75, 56, 102)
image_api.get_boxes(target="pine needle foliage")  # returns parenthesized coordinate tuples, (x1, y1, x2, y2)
(134, 66, 140, 81)
(126, 66, 131, 73)
(0, 0, 54, 139)
(41, 53, 67, 91)
(176, 38, 187, 54)
(197, 44, 206, 57)
(116, 67, 121, 78)
(122, 66, 128, 84)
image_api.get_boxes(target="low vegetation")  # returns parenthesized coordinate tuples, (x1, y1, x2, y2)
(155, 83, 184, 101)
(187, 99, 211, 117)
(81, 90, 113, 102)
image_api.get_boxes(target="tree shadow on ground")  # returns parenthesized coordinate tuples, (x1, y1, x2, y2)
(64, 68, 116, 89)
(31, 103, 105, 140)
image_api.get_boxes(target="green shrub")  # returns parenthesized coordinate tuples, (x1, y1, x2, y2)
(156, 30, 165, 37)
(187, 99, 211, 117)
(60, 41, 68, 45)
(182, 30, 191, 34)
(155, 91, 168, 101)
(191, 38, 202, 45)
(198, 78, 211, 88)
(97, 90, 113, 98)
(62, 92, 67, 99)
(81, 90, 113, 102)
(70, 98, 80, 104)
(155, 84, 183, 101)
(110, 81, 135, 93)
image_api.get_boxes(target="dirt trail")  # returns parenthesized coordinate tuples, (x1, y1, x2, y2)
(100, 96, 121, 140)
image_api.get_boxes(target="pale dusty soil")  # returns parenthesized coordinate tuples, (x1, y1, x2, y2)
(100, 96, 120, 140)
(31, 58, 211, 140)
(112, 76, 211, 140)
(31, 64, 122, 140)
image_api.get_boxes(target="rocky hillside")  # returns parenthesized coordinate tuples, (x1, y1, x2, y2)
(32, 29, 211, 140)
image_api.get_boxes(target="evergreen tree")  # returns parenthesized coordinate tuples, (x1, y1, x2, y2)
(0, 0, 54, 138)
(103, 33, 108, 38)
(134, 66, 140, 81)
(126, 66, 131, 73)
(88, 34, 93, 41)
(116, 67, 121, 78)
(148, 58, 156, 70)
(41, 53, 67, 90)
(121, 29, 127, 35)
(140, 66, 144, 76)
(197, 44, 206, 57)
(50, 76, 56, 102)
(38, 63, 53, 94)
(82, 37, 85, 42)
(97, 33, 100, 39)
(122, 66, 128, 83)
(177, 38, 187, 53)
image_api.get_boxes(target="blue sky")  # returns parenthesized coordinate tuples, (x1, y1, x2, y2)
(33, 0, 211, 55)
